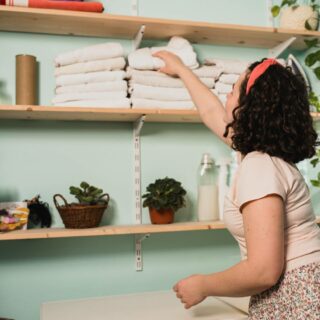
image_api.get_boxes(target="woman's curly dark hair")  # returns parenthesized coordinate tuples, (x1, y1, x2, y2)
(223, 58, 319, 163)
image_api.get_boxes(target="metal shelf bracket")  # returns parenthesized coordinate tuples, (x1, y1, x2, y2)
(268, 37, 296, 58)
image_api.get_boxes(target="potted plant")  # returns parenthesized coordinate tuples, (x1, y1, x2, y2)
(310, 148, 320, 188)
(53, 181, 109, 229)
(271, 0, 319, 30)
(142, 177, 187, 224)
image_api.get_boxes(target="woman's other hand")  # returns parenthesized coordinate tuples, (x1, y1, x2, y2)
(173, 274, 207, 309)
(152, 50, 186, 77)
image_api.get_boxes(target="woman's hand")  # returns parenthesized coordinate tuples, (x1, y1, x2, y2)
(152, 50, 187, 77)
(173, 274, 207, 309)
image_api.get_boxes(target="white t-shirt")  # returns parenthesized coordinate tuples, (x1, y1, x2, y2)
(224, 151, 320, 272)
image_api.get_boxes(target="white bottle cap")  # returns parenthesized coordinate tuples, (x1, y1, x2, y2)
(201, 153, 214, 165)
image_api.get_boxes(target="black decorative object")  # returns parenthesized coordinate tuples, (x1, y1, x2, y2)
(26, 195, 52, 228)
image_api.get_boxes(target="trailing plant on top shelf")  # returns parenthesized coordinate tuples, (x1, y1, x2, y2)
(271, 0, 319, 30)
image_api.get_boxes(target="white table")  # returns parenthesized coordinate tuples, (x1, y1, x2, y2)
(41, 291, 249, 320)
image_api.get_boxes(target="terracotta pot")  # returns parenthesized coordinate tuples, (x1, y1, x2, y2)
(280, 5, 319, 30)
(149, 207, 174, 224)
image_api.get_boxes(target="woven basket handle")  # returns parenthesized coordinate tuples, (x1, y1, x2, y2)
(53, 194, 69, 209)
(97, 193, 110, 204)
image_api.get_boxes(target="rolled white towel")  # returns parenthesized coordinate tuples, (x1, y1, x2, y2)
(55, 43, 124, 67)
(54, 57, 126, 76)
(129, 75, 215, 88)
(219, 73, 240, 85)
(130, 84, 215, 101)
(56, 81, 127, 94)
(215, 82, 233, 94)
(53, 98, 131, 108)
(56, 70, 127, 87)
(131, 98, 195, 109)
(204, 58, 250, 74)
(52, 91, 127, 104)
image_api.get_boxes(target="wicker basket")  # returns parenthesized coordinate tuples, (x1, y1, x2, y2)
(53, 193, 109, 229)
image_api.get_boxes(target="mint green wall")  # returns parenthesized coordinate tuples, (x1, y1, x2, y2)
(0, 1, 319, 319)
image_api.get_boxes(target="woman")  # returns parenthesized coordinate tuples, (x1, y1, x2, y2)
(153, 51, 320, 319)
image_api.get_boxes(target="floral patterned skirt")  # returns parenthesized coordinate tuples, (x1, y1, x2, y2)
(248, 262, 320, 320)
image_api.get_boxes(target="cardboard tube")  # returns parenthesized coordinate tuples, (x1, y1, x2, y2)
(16, 54, 37, 105)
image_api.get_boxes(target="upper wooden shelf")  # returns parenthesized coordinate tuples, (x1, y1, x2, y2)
(0, 105, 319, 123)
(1, 6, 320, 49)
(0, 221, 226, 240)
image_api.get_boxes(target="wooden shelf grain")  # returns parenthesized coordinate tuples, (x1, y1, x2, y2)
(0, 105, 201, 122)
(1, 7, 320, 49)
(1, 218, 319, 241)
(0, 220, 226, 240)
(0, 105, 319, 123)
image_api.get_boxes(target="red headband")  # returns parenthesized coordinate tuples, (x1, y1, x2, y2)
(246, 59, 278, 94)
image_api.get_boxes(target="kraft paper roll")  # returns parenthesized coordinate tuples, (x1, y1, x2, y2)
(16, 54, 37, 105)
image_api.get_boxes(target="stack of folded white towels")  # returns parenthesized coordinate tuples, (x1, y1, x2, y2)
(127, 36, 219, 110)
(53, 42, 130, 108)
(204, 58, 250, 106)
(205, 57, 287, 106)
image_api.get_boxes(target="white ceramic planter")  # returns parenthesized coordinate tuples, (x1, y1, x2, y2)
(280, 5, 319, 30)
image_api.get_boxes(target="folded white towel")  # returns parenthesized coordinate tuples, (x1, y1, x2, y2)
(56, 70, 127, 87)
(129, 75, 215, 88)
(56, 81, 127, 94)
(219, 73, 240, 85)
(193, 66, 223, 79)
(53, 98, 131, 108)
(126, 66, 222, 80)
(215, 82, 233, 94)
(54, 43, 124, 67)
(54, 57, 126, 76)
(131, 98, 195, 109)
(130, 83, 211, 101)
(52, 91, 127, 104)
(204, 58, 250, 74)
(128, 36, 198, 70)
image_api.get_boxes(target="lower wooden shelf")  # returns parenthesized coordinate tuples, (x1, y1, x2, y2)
(1, 217, 319, 241)
(0, 105, 319, 123)
(0, 220, 226, 240)
(0, 105, 201, 123)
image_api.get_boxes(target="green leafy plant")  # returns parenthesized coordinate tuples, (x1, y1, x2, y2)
(69, 181, 107, 205)
(309, 91, 320, 112)
(305, 38, 320, 80)
(310, 148, 320, 187)
(142, 177, 187, 212)
(271, 0, 319, 29)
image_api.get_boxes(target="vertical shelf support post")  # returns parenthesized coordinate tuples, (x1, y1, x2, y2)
(133, 115, 147, 271)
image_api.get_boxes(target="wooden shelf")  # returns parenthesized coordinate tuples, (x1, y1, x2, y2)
(0, 105, 319, 123)
(0, 221, 226, 240)
(0, 105, 201, 122)
(1, 7, 320, 49)
(1, 218, 319, 241)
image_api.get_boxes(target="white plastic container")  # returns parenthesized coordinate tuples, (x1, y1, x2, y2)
(197, 153, 219, 221)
